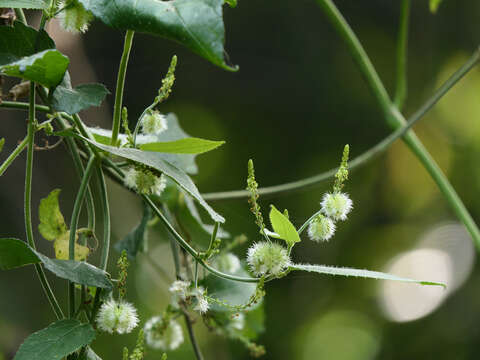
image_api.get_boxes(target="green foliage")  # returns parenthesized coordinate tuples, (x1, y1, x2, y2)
(115, 203, 152, 259)
(0, 138, 4, 153)
(85, 137, 225, 223)
(38, 189, 68, 241)
(78, 0, 236, 70)
(0, 49, 69, 87)
(289, 264, 446, 287)
(0, 21, 54, 65)
(13, 319, 95, 360)
(0, 238, 40, 270)
(139, 137, 225, 155)
(0, 0, 48, 9)
(430, 0, 442, 13)
(51, 73, 110, 115)
(269, 205, 301, 248)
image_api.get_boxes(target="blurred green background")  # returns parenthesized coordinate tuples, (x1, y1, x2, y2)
(2, 0, 480, 359)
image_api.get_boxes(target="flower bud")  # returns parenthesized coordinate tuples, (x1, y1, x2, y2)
(96, 299, 139, 334)
(144, 316, 184, 350)
(141, 111, 168, 135)
(307, 214, 336, 242)
(246, 242, 290, 276)
(321, 192, 353, 221)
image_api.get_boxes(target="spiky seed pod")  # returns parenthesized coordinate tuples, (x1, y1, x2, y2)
(144, 316, 184, 350)
(321, 192, 353, 221)
(214, 253, 241, 274)
(246, 242, 290, 276)
(141, 111, 168, 135)
(307, 214, 336, 242)
(96, 299, 139, 334)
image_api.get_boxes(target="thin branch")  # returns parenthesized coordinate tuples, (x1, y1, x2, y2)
(394, 0, 411, 109)
(0, 135, 28, 176)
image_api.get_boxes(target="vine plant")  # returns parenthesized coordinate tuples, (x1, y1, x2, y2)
(0, 0, 477, 359)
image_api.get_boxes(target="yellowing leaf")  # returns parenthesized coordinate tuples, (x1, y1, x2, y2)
(54, 233, 89, 261)
(38, 189, 68, 241)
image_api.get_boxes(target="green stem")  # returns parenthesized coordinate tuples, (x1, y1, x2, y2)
(394, 0, 411, 109)
(111, 30, 135, 146)
(316, 0, 480, 249)
(97, 167, 111, 271)
(297, 209, 323, 236)
(25, 82, 64, 319)
(0, 101, 50, 112)
(68, 156, 96, 318)
(202, 48, 480, 201)
(0, 136, 28, 176)
(14, 8, 27, 25)
(183, 309, 205, 360)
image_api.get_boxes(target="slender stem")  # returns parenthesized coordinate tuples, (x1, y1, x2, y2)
(183, 309, 205, 360)
(14, 8, 27, 25)
(203, 48, 480, 201)
(25, 82, 64, 319)
(97, 167, 111, 271)
(112, 30, 135, 146)
(297, 209, 323, 236)
(315, 0, 480, 249)
(0, 101, 50, 112)
(68, 156, 96, 318)
(394, 0, 411, 109)
(0, 136, 28, 176)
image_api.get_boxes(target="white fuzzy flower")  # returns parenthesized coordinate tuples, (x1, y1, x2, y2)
(124, 168, 167, 196)
(169, 280, 190, 300)
(246, 242, 290, 276)
(144, 316, 184, 350)
(193, 287, 209, 314)
(321, 192, 353, 221)
(214, 253, 241, 274)
(96, 299, 139, 334)
(141, 111, 168, 135)
(152, 174, 167, 196)
(307, 214, 336, 242)
(123, 167, 138, 189)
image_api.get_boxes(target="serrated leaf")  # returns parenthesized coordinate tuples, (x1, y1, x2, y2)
(0, 21, 55, 66)
(139, 137, 225, 154)
(13, 319, 95, 360)
(38, 189, 68, 241)
(203, 267, 258, 312)
(51, 72, 109, 114)
(115, 202, 151, 259)
(0, 238, 40, 270)
(83, 137, 225, 223)
(269, 205, 300, 247)
(0, 49, 69, 87)
(78, 0, 236, 71)
(429, 0, 442, 13)
(35, 252, 113, 289)
(290, 263, 446, 287)
(0, 0, 48, 9)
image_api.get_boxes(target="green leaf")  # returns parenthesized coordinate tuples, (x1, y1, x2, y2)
(0, 138, 4, 152)
(429, 0, 442, 13)
(84, 137, 225, 223)
(0, 21, 55, 66)
(269, 205, 301, 247)
(203, 267, 259, 312)
(78, 0, 236, 71)
(0, 49, 69, 87)
(224, 0, 237, 7)
(0, 0, 48, 9)
(38, 189, 68, 241)
(51, 73, 109, 115)
(34, 252, 113, 289)
(289, 263, 446, 287)
(115, 202, 152, 259)
(79, 347, 102, 360)
(13, 319, 95, 360)
(140, 137, 225, 155)
(0, 238, 40, 270)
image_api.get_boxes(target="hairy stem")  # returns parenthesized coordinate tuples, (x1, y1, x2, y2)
(25, 82, 64, 319)
(112, 30, 135, 145)
(0, 135, 28, 176)
(394, 0, 411, 109)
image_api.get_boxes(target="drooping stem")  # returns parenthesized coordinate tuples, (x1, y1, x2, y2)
(394, 0, 411, 109)
(25, 82, 64, 319)
(68, 156, 96, 318)
(111, 30, 135, 146)
(97, 167, 111, 271)
(315, 0, 480, 249)
(0, 135, 28, 176)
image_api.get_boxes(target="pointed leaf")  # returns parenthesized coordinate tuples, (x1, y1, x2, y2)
(0, 238, 40, 270)
(51, 73, 109, 114)
(0, 21, 55, 65)
(38, 189, 68, 241)
(35, 252, 113, 289)
(78, 0, 236, 70)
(13, 319, 95, 360)
(115, 202, 152, 259)
(0, 0, 48, 9)
(290, 263, 446, 287)
(84, 138, 225, 223)
(139, 137, 225, 154)
(269, 205, 300, 247)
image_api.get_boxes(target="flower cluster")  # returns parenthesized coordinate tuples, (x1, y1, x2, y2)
(246, 242, 290, 276)
(141, 110, 168, 135)
(169, 280, 210, 314)
(124, 167, 167, 196)
(96, 299, 139, 334)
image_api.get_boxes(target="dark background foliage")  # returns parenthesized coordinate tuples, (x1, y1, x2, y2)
(1, 0, 480, 359)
